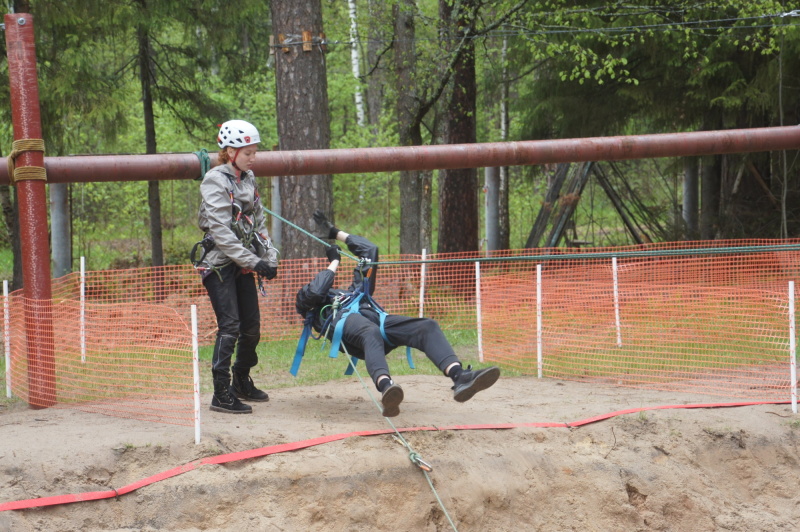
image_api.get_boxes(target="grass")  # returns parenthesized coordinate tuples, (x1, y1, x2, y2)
(0, 248, 11, 283)
(197, 330, 518, 395)
(0, 320, 517, 407)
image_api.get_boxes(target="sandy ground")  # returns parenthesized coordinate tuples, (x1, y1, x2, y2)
(1, 374, 800, 531)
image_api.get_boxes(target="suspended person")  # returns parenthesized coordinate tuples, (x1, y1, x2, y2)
(294, 210, 500, 417)
(194, 120, 279, 414)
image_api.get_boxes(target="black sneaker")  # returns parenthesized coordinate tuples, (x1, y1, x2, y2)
(452, 365, 500, 403)
(380, 383, 404, 418)
(210, 389, 253, 414)
(232, 373, 270, 402)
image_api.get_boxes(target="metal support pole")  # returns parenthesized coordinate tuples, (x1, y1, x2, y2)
(3, 127, 800, 185)
(5, 13, 56, 408)
(484, 166, 499, 253)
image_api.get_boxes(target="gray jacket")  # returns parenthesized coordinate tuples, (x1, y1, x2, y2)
(197, 164, 278, 270)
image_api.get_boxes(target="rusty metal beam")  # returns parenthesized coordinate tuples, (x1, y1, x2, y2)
(5, 13, 56, 408)
(1, 126, 799, 184)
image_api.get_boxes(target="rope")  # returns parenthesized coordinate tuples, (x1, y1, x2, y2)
(193, 148, 211, 181)
(262, 205, 358, 261)
(340, 342, 459, 532)
(7, 138, 46, 183)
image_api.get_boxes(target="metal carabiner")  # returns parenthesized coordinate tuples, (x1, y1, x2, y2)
(409, 452, 433, 472)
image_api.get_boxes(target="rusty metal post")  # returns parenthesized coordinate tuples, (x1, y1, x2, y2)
(5, 13, 56, 408)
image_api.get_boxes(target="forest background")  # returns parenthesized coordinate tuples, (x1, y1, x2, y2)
(1, 0, 800, 289)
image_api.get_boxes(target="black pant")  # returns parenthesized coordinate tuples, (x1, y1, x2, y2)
(337, 308, 460, 386)
(203, 263, 261, 382)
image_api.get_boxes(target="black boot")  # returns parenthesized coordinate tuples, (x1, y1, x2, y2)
(452, 365, 500, 403)
(232, 370, 269, 402)
(380, 381, 404, 418)
(210, 377, 252, 414)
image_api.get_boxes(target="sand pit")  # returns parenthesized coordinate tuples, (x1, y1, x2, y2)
(1, 375, 799, 531)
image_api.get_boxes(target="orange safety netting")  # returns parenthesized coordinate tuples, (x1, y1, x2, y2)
(2, 239, 798, 426)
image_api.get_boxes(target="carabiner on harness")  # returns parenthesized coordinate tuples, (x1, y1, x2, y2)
(257, 274, 267, 297)
(190, 234, 223, 281)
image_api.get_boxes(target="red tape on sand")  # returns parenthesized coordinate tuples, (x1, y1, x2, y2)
(0, 400, 788, 512)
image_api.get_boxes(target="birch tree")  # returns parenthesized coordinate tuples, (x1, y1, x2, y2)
(348, 0, 366, 127)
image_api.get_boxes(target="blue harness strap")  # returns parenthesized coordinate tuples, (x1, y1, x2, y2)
(291, 272, 416, 376)
(290, 312, 315, 377)
(379, 312, 416, 370)
(327, 292, 365, 360)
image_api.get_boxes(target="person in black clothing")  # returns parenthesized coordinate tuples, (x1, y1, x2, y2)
(295, 210, 500, 417)
(195, 120, 278, 414)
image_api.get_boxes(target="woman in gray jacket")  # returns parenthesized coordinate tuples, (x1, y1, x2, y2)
(196, 120, 279, 414)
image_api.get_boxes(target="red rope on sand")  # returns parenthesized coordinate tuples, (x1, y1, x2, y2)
(0, 400, 789, 512)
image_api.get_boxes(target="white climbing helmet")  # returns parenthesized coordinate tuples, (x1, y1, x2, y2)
(217, 120, 261, 149)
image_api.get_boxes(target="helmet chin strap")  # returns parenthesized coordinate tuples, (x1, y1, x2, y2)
(230, 148, 244, 172)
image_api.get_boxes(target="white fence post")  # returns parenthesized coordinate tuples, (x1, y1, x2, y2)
(418, 249, 427, 318)
(476, 261, 483, 363)
(537, 263, 543, 379)
(191, 305, 202, 444)
(613, 256, 622, 347)
(80, 256, 86, 363)
(4, 280, 10, 398)
(789, 281, 797, 415)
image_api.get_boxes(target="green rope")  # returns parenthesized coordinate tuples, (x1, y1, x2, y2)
(340, 343, 459, 532)
(261, 205, 357, 261)
(193, 148, 211, 181)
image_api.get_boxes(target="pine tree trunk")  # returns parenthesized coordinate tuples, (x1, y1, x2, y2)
(498, 37, 510, 250)
(394, 0, 426, 254)
(0, 185, 22, 290)
(271, 0, 333, 259)
(700, 155, 720, 240)
(437, 0, 478, 254)
(683, 157, 699, 239)
(137, 23, 163, 270)
(366, 0, 387, 130)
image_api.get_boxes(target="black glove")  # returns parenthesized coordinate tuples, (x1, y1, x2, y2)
(314, 209, 339, 240)
(325, 244, 341, 263)
(254, 260, 278, 280)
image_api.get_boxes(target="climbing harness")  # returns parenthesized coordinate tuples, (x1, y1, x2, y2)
(290, 259, 415, 376)
(191, 174, 277, 292)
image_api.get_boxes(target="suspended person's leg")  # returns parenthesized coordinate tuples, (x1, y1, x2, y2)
(204, 264, 252, 414)
(231, 271, 269, 402)
(382, 314, 500, 402)
(341, 313, 403, 417)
